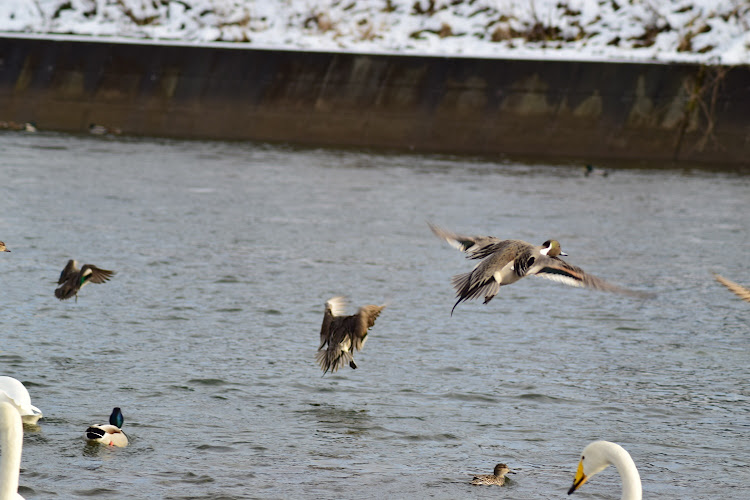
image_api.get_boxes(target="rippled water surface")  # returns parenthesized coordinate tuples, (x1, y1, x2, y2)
(0, 132, 748, 499)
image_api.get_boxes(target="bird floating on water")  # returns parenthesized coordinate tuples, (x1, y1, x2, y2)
(85, 407, 129, 447)
(0, 401, 24, 499)
(429, 223, 652, 314)
(583, 164, 609, 177)
(316, 296, 385, 374)
(470, 463, 514, 486)
(569, 440, 641, 500)
(89, 123, 122, 136)
(0, 241, 9, 252)
(55, 259, 115, 302)
(0, 377, 43, 425)
(713, 273, 750, 303)
(0, 121, 36, 133)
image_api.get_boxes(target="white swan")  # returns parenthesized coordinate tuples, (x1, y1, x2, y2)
(0, 377, 43, 425)
(0, 401, 24, 499)
(568, 440, 642, 500)
(85, 407, 129, 447)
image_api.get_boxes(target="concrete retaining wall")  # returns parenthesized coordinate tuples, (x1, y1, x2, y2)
(1, 36, 748, 164)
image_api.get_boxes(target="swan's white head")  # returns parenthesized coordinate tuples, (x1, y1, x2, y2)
(568, 441, 622, 494)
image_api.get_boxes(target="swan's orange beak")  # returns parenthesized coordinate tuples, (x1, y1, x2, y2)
(568, 460, 588, 495)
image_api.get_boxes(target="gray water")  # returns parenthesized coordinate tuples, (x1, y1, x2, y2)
(0, 132, 748, 499)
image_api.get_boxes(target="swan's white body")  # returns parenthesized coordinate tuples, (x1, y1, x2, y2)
(0, 401, 24, 499)
(0, 377, 42, 425)
(569, 440, 641, 500)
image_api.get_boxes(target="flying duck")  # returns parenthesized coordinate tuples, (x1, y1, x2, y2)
(55, 259, 115, 301)
(317, 296, 385, 374)
(429, 223, 652, 314)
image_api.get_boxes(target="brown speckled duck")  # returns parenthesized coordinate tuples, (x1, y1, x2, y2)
(471, 463, 514, 486)
(316, 296, 385, 374)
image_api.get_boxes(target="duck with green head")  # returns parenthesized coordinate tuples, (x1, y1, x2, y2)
(55, 259, 115, 302)
(85, 407, 128, 447)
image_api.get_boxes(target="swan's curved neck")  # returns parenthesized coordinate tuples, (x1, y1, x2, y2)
(0, 403, 22, 499)
(610, 445, 642, 500)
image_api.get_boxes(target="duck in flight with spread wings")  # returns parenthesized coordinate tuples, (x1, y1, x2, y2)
(316, 296, 385, 374)
(429, 223, 652, 315)
(55, 259, 115, 302)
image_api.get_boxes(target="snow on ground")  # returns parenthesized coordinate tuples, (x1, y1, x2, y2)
(1, 1, 749, 64)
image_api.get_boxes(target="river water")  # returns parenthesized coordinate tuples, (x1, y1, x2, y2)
(0, 132, 748, 499)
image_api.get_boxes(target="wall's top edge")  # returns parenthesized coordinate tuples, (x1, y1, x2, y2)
(0, 31, 733, 69)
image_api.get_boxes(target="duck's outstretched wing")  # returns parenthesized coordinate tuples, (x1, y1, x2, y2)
(58, 259, 79, 284)
(529, 257, 654, 298)
(428, 223, 505, 260)
(82, 265, 116, 284)
(714, 273, 750, 303)
(351, 304, 385, 351)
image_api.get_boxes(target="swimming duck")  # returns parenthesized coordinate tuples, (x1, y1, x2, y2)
(583, 164, 608, 177)
(0, 377, 43, 425)
(55, 259, 115, 302)
(0, 241, 9, 252)
(85, 407, 129, 447)
(470, 463, 514, 485)
(0, 121, 36, 132)
(429, 224, 652, 314)
(316, 296, 385, 374)
(89, 123, 122, 136)
(713, 273, 750, 303)
(0, 402, 24, 499)
(569, 440, 641, 500)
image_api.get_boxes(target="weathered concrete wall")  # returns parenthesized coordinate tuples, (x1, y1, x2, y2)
(1, 36, 748, 164)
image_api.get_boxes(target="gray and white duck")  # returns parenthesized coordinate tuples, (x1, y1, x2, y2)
(429, 223, 652, 314)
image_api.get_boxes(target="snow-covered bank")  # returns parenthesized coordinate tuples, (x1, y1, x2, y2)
(1, 0, 749, 65)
